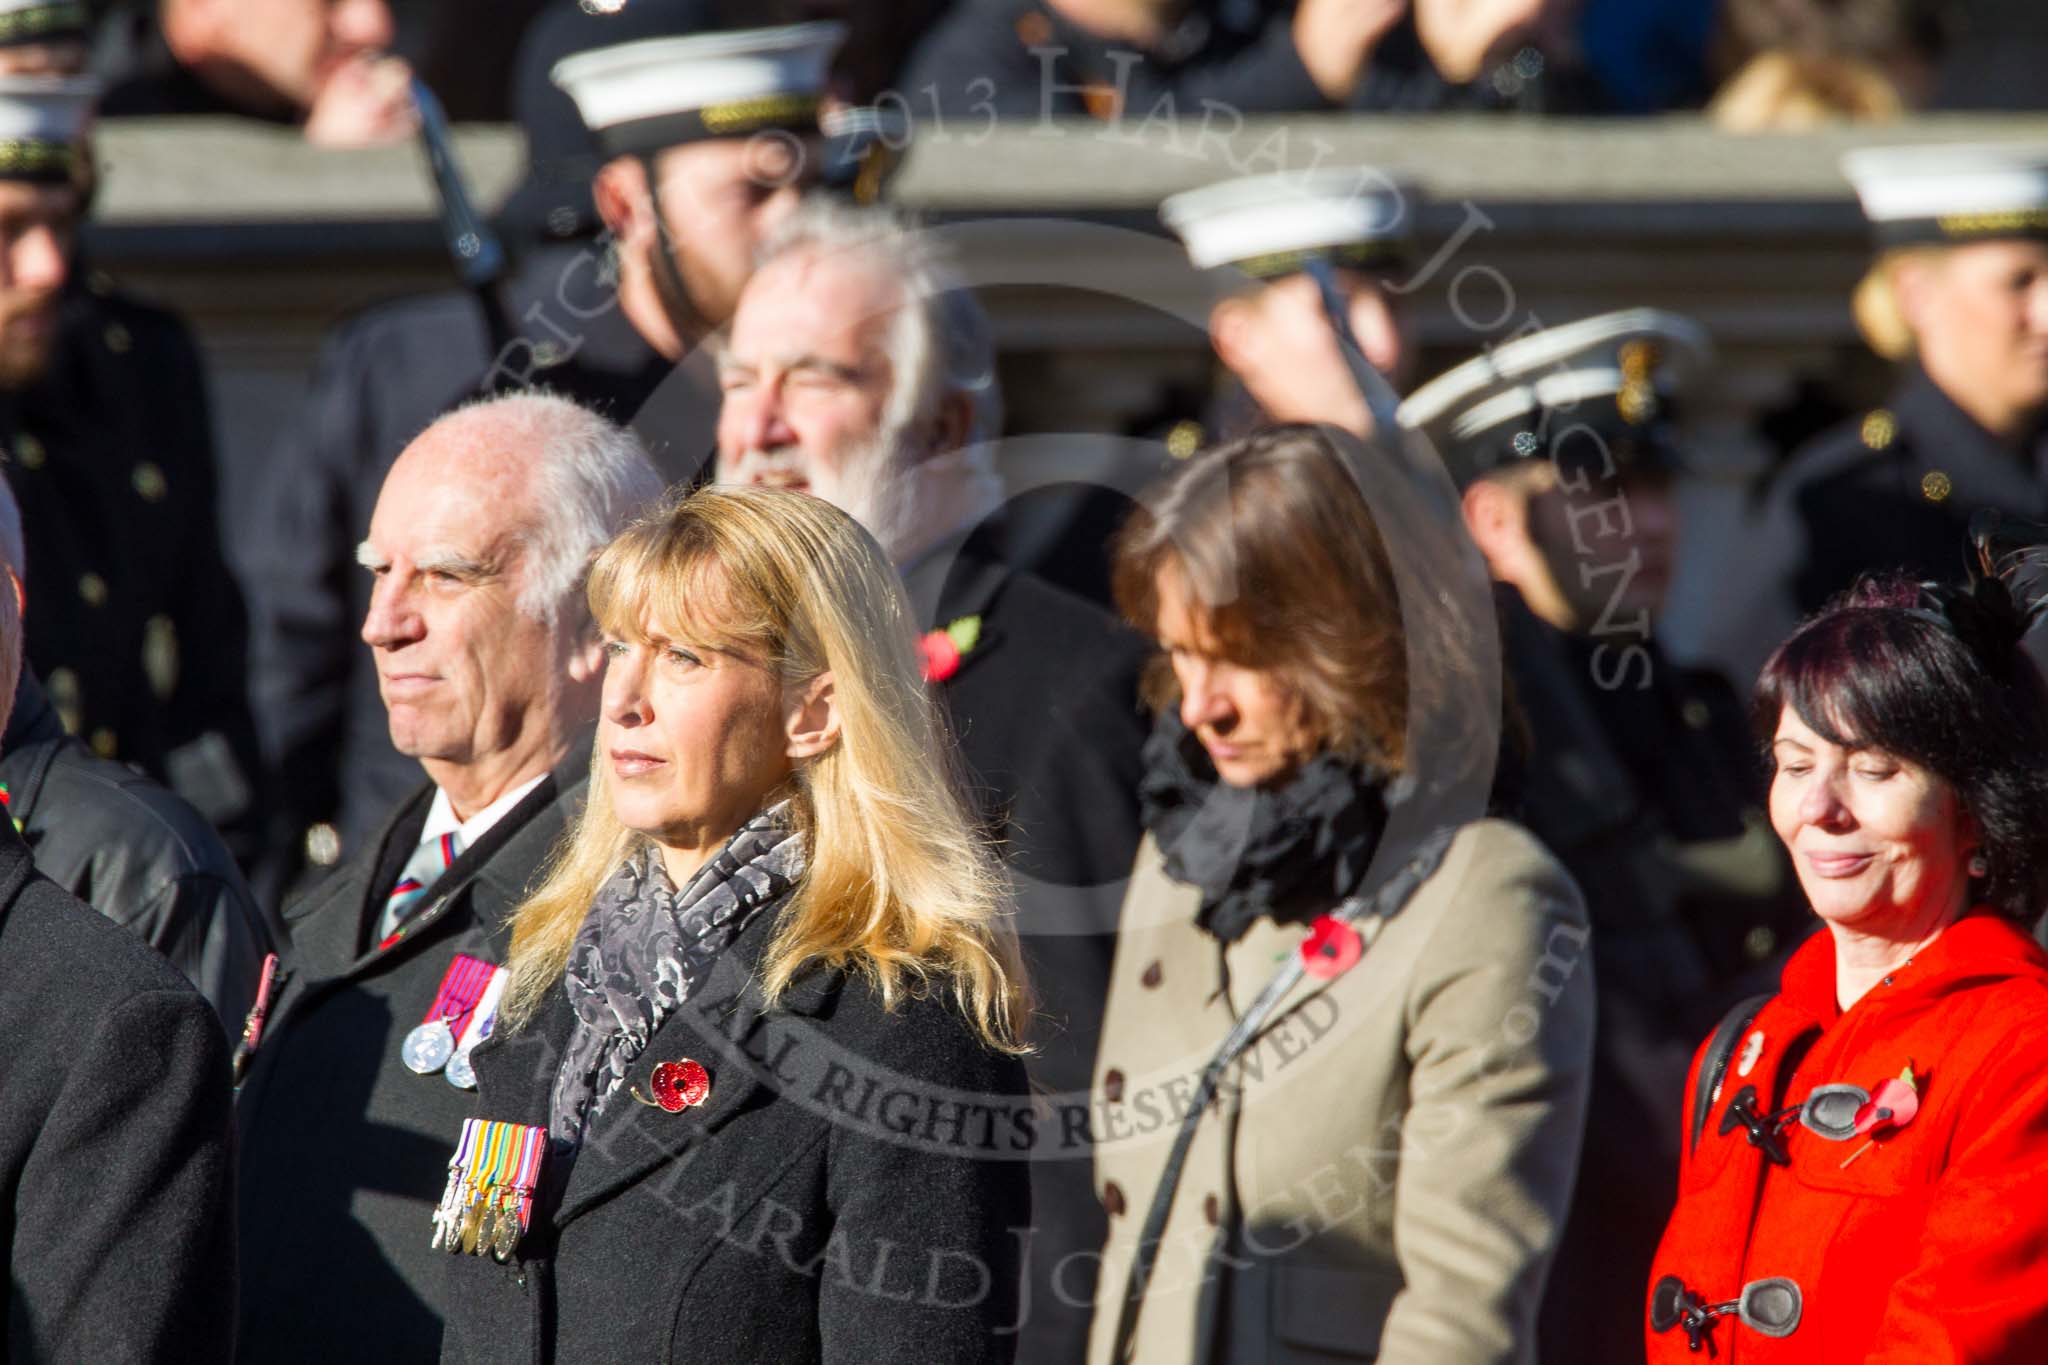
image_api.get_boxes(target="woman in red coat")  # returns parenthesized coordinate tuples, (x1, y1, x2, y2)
(1647, 567, 2048, 1363)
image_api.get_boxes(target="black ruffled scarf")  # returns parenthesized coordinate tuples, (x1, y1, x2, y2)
(1136, 712, 1393, 944)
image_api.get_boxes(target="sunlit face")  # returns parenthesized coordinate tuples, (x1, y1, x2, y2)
(1524, 469, 1678, 631)
(1152, 562, 1319, 789)
(1768, 705, 1975, 937)
(213, 0, 394, 109)
(715, 247, 901, 504)
(1905, 239, 2048, 428)
(600, 616, 797, 855)
(0, 179, 77, 389)
(652, 136, 813, 328)
(358, 439, 562, 770)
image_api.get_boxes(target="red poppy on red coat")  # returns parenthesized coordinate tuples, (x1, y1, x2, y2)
(1852, 1074, 1920, 1137)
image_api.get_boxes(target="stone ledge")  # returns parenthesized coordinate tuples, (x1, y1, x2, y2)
(80, 112, 2048, 259)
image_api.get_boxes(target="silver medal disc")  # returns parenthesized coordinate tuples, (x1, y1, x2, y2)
(402, 1019, 457, 1074)
(444, 1047, 478, 1091)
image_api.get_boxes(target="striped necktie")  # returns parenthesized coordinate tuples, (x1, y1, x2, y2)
(379, 830, 464, 943)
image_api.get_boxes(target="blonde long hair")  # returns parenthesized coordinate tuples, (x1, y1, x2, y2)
(502, 487, 1029, 1053)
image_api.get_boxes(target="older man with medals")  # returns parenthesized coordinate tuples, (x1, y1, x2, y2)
(231, 392, 663, 1363)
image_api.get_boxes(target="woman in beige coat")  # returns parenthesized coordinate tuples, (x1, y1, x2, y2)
(1087, 426, 1596, 1365)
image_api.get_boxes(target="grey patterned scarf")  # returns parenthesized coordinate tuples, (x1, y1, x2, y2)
(549, 804, 806, 1144)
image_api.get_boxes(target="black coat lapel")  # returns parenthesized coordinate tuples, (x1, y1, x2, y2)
(543, 909, 839, 1230)
(901, 530, 1013, 688)
(281, 786, 432, 984)
(0, 824, 39, 932)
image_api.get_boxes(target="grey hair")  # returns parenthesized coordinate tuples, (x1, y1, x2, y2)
(755, 198, 1004, 450)
(444, 391, 666, 626)
(0, 467, 22, 579)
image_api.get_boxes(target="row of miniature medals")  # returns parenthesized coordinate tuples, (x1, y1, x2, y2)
(409, 954, 545, 1263)
(1651, 1036, 1923, 1351)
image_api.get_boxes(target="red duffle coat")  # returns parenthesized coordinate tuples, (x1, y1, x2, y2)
(1646, 912, 2048, 1364)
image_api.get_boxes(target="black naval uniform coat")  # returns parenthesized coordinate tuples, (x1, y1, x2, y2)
(237, 243, 672, 874)
(234, 747, 587, 1365)
(901, 521, 1150, 1365)
(1699, 365, 2048, 684)
(1498, 597, 1809, 1365)
(440, 893, 1033, 1365)
(0, 668, 273, 1029)
(5, 282, 259, 834)
(0, 822, 236, 1364)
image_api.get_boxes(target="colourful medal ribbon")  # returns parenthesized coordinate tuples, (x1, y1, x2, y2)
(432, 1118, 483, 1250)
(509, 1124, 547, 1233)
(451, 965, 506, 1054)
(430, 1117, 549, 1257)
(424, 954, 496, 1036)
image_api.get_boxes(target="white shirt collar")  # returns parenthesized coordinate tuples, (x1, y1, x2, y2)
(420, 773, 549, 849)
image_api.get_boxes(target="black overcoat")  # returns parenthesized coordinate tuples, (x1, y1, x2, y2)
(439, 900, 1033, 1365)
(0, 668, 272, 1030)
(1694, 365, 2048, 685)
(905, 527, 1150, 1363)
(0, 824, 236, 1363)
(234, 748, 586, 1363)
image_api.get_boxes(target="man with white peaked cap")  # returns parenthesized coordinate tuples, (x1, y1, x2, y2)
(1403, 309, 1808, 1363)
(550, 18, 853, 372)
(0, 72, 264, 866)
(1018, 168, 1425, 611)
(1161, 167, 1422, 444)
(1692, 143, 2048, 685)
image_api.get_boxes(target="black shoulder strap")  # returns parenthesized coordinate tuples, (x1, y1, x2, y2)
(1108, 825, 1460, 1363)
(1688, 993, 1771, 1158)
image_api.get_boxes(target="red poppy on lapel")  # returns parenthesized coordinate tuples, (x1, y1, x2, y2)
(919, 614, 983, 683)
(1301, 915, 1364, 979)
(645, 1059, 712, 1113)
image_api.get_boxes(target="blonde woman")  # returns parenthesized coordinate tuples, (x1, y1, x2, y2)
(438, 488, 1032, 1365)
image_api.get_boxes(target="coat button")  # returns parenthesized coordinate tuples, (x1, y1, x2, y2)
(1140, 960, 1163, 989)
(78, 572, 107, 607)
(89, 728, 117, 758)
(1920, 470, 1952, 503)
(305, 822, 342, 867)
(1203, 1193, 1220, 1226)
(104, 322, 132, 355)
(1103, 1068, 1125, 1103)
(13, 432, 42, 470)
(131, 461, 167, 502)
(1103, 1181, 1126, 1216)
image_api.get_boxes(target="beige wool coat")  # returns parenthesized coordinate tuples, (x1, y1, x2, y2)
(1087, 820, 1596, 1365)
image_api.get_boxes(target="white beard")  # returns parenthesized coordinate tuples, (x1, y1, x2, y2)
(724, 430, 1006, 570)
